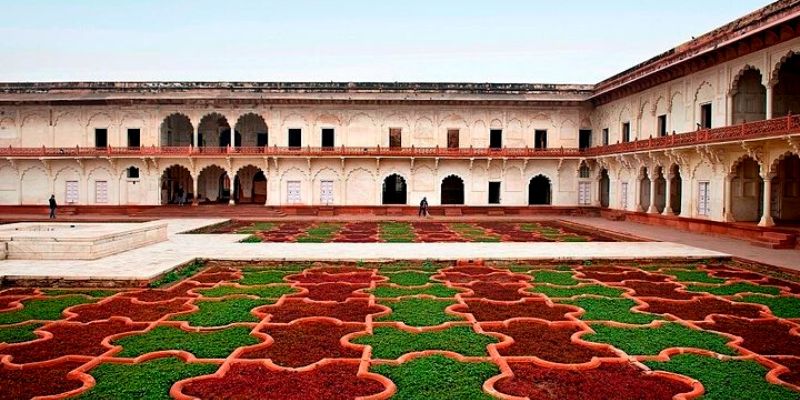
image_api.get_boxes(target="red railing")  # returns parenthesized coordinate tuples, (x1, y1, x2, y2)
(1, 115, 797, 159)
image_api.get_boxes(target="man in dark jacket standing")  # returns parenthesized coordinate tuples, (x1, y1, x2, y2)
(48, 195, 57, 219)
(419, 197, 429, 217)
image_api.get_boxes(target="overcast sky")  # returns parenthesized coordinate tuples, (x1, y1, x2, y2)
(0, 0, 771, 83)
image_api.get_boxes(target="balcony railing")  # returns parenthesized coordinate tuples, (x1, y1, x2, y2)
(1, 115, 797, 159)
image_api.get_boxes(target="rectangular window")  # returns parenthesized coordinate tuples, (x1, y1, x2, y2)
(489, 129, 502, 149)
(321, 128, 334, 148)
(447, 129, 459, 148)
(389, 128, 402, 148)
(288, 129, 302, 148)
(534, 130, 547, 149)
(700, 103, 712, 129)
(95, 128, 108, 148)
(95, 181, 108, 204)
(126, 167, 140, 179)
(579, 129, 592, 149)
(657, 115, 668, 136)
(320, 180, 334, 204)
(578, 181, 591, 205)
(602, 128, 609, 146)
(488, 182, 501, 204)
(257, 132, 268, 147)
(65, 181, 79, 204)
(622, 122, 631, 143)
(127, 128, 141, 148)
(287, 180, 301, 203)
(698, 181, 711, 216)
(621, 182, 629, 209)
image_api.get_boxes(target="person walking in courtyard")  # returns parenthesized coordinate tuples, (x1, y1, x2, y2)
(176, 186, 185, 206)
(48, 194, 57, 219)
(419, 197, 429, 217)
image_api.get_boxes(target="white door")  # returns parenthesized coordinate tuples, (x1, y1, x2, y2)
(95, 181, 108, 203)
(578, 181, 591, 205)
(620, 182, 629, 209)
(698, 181, 710, 216)
(65, 181, 79, 204)
(320, 180, 334, 205)
(287, 181, 301, 204)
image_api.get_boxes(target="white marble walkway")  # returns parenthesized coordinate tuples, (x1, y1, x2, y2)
(0, 219, 728, 282)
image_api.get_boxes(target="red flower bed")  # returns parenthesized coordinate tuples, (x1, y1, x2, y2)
(459, 282, 534, 301)
(1, 320, 148, 364)
(0, 288, 37, 296)
(762, 278, 800, 294)
(641, 298, 765, 321)
(776, 358, 800, 387)
(581, 270, 669, 283)
(710, 270, 768, 281)
(411, 222, 450, 232)
(239, 320, 365, 367)
(619, 281, 698, 300)
(256, 299, 386, 323)
(179, 361, 386, 399)
(414, 232, 468, 242)
(190, 271, 240, 284)
(334, 233, 380, 243)
(483, 320, 617, 363)
(0, 359, 86, 399)
(286, 272, 380, 284)
(435, 272, 531, 284)
(696, 315, 800, 357)
(583, 266, 632, 273)
(451, 299, 576, 322)
(493, 361, 694, 400)
(68, 298, 192, 323)
(442, 266, 499, 275)
(502, 231, 541, 242)
(123, 281, 202, 302)
(307, 267, 370, 274)
(291, 283, 370, 302)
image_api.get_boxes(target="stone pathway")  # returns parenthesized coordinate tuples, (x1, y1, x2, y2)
(0, 218, 727, 282)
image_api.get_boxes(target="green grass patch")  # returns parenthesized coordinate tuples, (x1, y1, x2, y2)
(449, 223, 501, 242)
(0, 296, 91, 324)
(78, 356, 217, 400)
(149, 260, 205, 288)
(585, 322, 735, 356)
(384, 271, 433, 286)
(197, 284, 298, 298)
(353, 326, 496, 359)
(238, 270, 291, 285)
(369, 284, 461, 298)
(0, 322, 42, 343)
(377, 298, 461, 327)
(740, 294, 800, 318)
(296, 223, 342, 243)
(563, 297, 658, 324)
(664, 269, 725, 284)
(645, 353, 799, 400)
(239, 235, 263, 243)
(114, 325, 260, 359)
(236, 222, 277, 234)
(240, 262, 310, 272)
(528, 284, 624, 298)
(685, 282, 781, 296)
(380, 222, 416, 242)
(371, 355, 499, 400)
(175, 298, 272, 326)
(42, 289, 118, 298)
(531, 270, 578, 285)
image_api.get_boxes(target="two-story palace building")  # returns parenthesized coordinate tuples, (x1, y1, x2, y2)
(0, 0, 799, 227)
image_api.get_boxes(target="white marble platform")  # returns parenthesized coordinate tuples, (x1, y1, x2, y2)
(0, 218, 729, 282)
(0, 221, 168, 260)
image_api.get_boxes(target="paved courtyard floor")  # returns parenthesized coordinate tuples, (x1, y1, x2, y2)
(0, 218, 729, 282)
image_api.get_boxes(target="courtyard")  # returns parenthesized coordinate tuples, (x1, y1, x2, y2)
(1, 254, 800, 399)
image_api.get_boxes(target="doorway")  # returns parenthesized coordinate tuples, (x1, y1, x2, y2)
(488, 182, 501, 204)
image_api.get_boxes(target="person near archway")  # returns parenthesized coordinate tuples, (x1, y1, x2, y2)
(48, 194, 57, 219)
(419, 197, 429, 217)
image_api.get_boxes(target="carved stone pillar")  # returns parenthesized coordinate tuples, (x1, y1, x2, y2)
(723, 174, 734, 222)
(647, 169, 658, 213)
(662, 171, 673, 215)
(191, 173, 199, 206)
(758, 171, 775, 227)
(765, 85, 774, 120)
